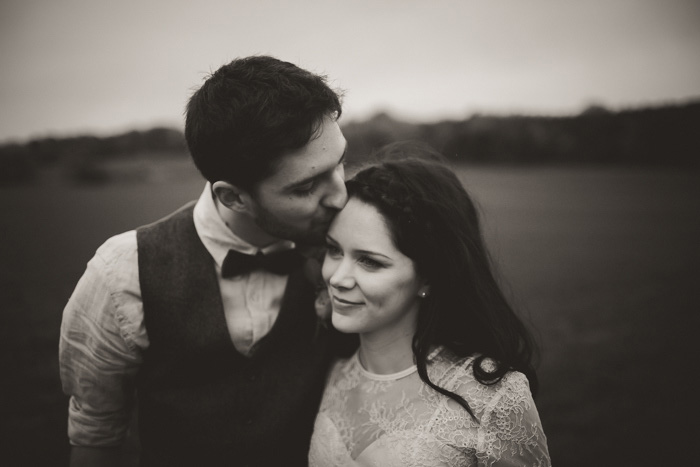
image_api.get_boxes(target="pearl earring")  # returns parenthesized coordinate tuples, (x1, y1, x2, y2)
(419, 291, 428, 298)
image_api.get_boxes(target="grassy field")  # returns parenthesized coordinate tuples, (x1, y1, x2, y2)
(1, 161, 698, 466)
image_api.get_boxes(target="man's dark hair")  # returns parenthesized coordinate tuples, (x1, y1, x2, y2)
(185, 56, 343, 190)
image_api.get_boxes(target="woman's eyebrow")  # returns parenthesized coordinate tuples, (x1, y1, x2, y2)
(354, 249, 391, 260)
(327, 234, 392, 261)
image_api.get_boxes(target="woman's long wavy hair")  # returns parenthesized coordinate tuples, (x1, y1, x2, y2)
(345, 142, 539, 420)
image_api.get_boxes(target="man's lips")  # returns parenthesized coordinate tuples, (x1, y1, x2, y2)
(312, 210, 339, 229)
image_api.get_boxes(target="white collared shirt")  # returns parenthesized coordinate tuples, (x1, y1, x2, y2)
(59, 183, 294, 446)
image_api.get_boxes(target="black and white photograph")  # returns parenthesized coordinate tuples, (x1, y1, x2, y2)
(1, 1, 699, 466)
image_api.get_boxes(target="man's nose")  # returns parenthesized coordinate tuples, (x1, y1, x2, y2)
(322, 170, 347, 210)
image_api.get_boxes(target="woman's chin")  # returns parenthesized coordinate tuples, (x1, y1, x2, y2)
(331, 311, 364, 335)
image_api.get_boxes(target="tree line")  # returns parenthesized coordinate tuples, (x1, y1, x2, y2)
(1, 101, 698, 183)
(342, 101, 700, 166)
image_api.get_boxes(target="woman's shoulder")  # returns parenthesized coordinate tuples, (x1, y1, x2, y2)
(426, 346, 490, 387)
(426, 346, 475, 385)
(428, 348, 534, 417)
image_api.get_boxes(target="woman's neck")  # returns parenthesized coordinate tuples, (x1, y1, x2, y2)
(358, 328, 416, 375)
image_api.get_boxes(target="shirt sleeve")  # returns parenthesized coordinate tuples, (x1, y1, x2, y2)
(476, 372, 551, 467)
(58, 231, 146, 447)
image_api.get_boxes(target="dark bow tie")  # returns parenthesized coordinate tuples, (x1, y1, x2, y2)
(221, 249, 303, 278)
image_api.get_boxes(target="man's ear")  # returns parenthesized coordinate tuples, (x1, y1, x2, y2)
(212, 181, 248, 213)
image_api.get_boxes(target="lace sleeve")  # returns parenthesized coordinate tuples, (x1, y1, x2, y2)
(475, 372, 551, 467)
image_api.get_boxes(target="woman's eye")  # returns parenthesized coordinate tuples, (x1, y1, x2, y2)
(358, 256, 383, 270)
(326, 244, 342, 257)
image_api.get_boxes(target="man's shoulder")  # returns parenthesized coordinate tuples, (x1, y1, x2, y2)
(94, 230, 139, 268)
(98, 230, 138, 258)
(94, 201, 199, 263)
(136, 201, 198, 233)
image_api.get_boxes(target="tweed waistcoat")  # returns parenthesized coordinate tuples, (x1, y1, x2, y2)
(135, 202, 331, 467)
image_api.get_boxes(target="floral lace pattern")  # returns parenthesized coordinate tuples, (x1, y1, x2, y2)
(309, 347, 551, 467)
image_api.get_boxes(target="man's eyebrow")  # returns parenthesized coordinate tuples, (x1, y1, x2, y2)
(285, 143, 347, 190)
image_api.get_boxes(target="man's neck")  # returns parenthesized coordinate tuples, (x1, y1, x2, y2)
(215, 199, 281, 249)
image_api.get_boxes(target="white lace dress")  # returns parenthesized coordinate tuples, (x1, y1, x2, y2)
(309, 347, 551, 467)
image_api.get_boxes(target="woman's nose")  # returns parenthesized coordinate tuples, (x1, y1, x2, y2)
(328, 260, 354, 290)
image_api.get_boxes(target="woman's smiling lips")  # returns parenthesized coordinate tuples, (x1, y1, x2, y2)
(331, 294, 364, 311)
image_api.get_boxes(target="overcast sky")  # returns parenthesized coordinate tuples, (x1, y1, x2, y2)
(1, 0, 699, 143)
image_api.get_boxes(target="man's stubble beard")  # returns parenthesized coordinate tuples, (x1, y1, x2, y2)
(252, 206, 338, 247)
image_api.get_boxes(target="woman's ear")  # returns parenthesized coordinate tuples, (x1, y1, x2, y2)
(418, 284, 431, 299)
(212, 181, 248, 213)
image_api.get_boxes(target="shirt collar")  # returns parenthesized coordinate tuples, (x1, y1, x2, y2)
(192, 183, 295, 269)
